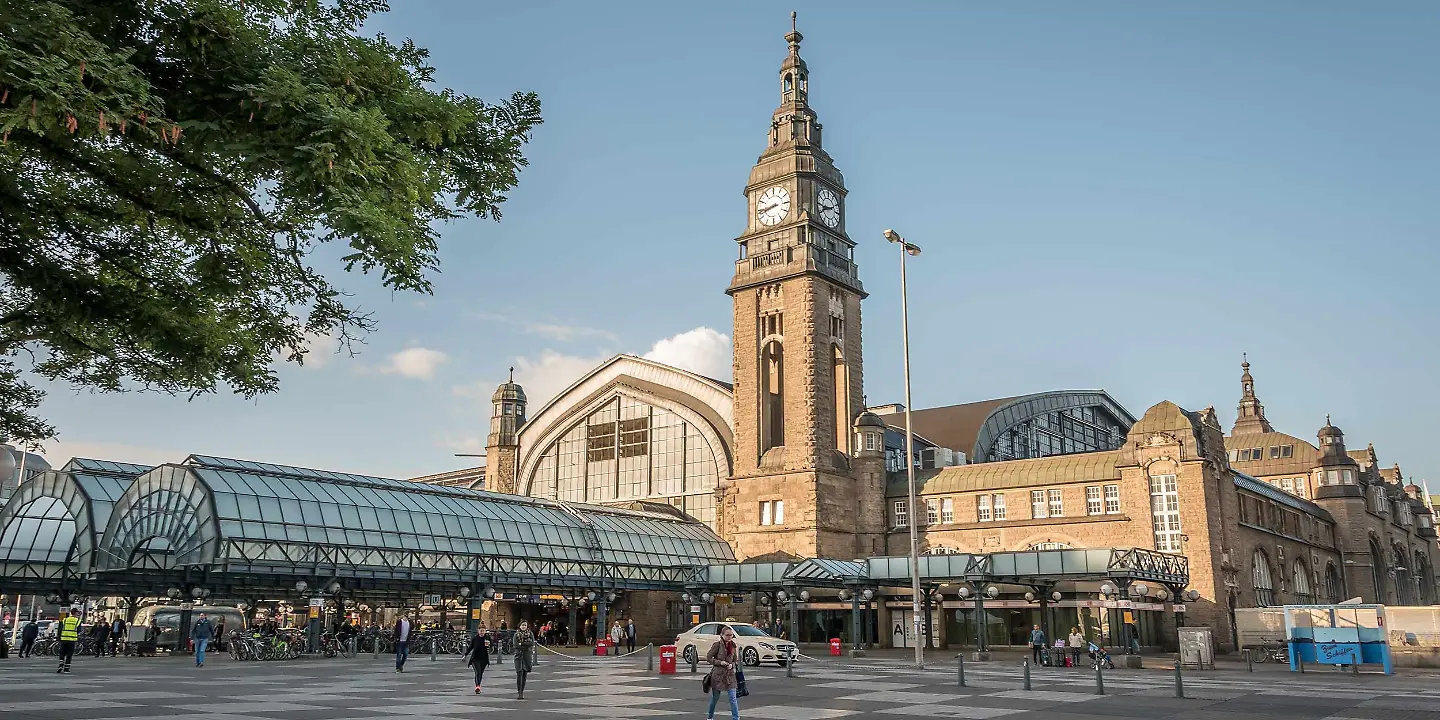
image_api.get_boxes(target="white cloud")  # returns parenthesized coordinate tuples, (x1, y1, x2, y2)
(299, 330, 338, 369)
(473, 312, 618, 343)
(644, 327, 732, 381)
(36, 439, 188, 469)
(384, 347, 448, 380)
(511, 349, 614, 408)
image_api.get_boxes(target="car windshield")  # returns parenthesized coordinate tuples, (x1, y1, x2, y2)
(728, 625, 770, 637)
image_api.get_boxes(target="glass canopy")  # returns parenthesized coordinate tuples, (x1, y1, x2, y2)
(0, 458, 148, 581)
(85, 455, 734, 592)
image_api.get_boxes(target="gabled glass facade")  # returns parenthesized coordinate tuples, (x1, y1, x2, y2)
(526, 394, 723, 529)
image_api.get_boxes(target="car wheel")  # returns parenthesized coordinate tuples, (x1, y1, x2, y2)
(743, 647, 759, 666)
(683, 645, 698, 665)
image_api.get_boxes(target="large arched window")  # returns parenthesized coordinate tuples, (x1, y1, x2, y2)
(1395, 543, 1415, 606)
(1416, 551, 1435, 605)
(1292, 559, 1314, 604)
(760, 338, 785, 454)
(1369, 537, 1388, 603)
(1252, 549, 1275, 607)
(1325, 563, 1343, 604)
(525, 393, 723, 529)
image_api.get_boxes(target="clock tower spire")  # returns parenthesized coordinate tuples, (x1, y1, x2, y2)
(720, 16, 883, 562)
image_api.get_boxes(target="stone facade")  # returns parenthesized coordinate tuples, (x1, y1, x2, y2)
(722, 21, 881, 562)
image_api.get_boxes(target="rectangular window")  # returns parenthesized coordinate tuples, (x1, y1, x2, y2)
(760, 500, 773, 526)
(993, 493, 1007, 521)
(1149, 474, 1182, 553)
(941, 498, 954, 524)
(925, 498, 939, 526)
(1292, 479, 1307, 499)
(1324, 469, 1338, 485)
(977, 495, 992, 522)
(893, 500, 908, 528)
(1104, 484, 1121, 514)
(1280, 478, 1293, 493)
(1048, 489, 1064, 517)
(774, 500, 784, 524)
(864, 432, 877, 451)
(1085, 486, 1102, 516)
(1031, 490, 1048, 519)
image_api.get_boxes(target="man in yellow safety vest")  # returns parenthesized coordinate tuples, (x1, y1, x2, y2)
(56, 607, 81, 674)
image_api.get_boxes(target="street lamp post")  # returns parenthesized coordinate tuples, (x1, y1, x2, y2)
(884, 228, 924, 669)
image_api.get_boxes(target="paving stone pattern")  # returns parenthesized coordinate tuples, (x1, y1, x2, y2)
(4, 653, 1440, 720)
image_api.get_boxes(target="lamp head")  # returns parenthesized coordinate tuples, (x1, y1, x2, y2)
(883, 229, 901, 244)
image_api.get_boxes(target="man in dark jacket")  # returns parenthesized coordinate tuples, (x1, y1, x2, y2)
(18, 620, 39, 657)
(191, 613, 214, 667)
(109, 616, 126, 656)
(393, 615, 412, 672)
(92, 617, 111, 657)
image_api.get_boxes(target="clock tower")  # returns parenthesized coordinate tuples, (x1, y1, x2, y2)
(721, 15, 885, 561)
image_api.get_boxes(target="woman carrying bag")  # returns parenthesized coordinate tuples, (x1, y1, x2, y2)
(703, 625, 743, 720)
(513, 621, 535, 700)
(463, 625, 492, 694)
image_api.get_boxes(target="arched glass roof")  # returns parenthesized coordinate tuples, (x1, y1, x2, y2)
(0, 458, 148, 583)
(79, 455, 734, 593)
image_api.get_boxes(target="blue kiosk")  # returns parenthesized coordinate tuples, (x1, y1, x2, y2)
(1283, 604, 1392, 674)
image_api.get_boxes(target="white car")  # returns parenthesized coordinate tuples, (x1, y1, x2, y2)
(676, 622, 797, 667)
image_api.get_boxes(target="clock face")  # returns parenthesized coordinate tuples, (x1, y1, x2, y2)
(756, 186, 791, 226)
(816, 188, 840, 228)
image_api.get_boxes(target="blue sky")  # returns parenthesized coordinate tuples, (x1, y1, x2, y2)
(36, 1, 1440, 484)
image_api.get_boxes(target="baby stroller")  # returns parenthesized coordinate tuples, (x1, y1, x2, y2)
(1088, 642, 1115, 670)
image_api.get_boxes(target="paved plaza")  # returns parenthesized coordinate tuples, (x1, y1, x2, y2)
(4, 650, 1440, 720)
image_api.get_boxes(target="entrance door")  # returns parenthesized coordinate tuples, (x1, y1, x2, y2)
(892, 610, 940, 649)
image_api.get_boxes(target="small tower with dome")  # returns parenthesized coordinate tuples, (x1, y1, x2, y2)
(485, 369, 527, 494)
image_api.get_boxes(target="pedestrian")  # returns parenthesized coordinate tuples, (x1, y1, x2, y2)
(110, 616, 126, 657)
(1029, 624, 1046, 665)
(626, 618, 637, 654)
(704, 624, 741, 720)
(1067, 626, 1085, 667)
(464, 624, 492, 694)
(55, 607, 81, 674)
(513, 620, 535, 700)
(92, 616, 110, 657)
(609, 620, 624, 653)
(393, 614, 413, 672)
(191, 612, 214, 667)
(19, 619, 39, 658)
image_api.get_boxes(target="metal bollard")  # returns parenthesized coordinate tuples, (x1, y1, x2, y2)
(1094, 664, 1105, 695)
(786, 648, 795, 678)
(1174, 662, 1184, 699)
(690, 651, 698, 673)
(1351, 659, 1359, 676)
(647, 643, 654, 671)
(958, 654, 966, 688)
(431, 639, 437, 662)
(1244, 648, 1252, 672)
(1023, 659, 1031, 690)
(373, 637, 379, 660)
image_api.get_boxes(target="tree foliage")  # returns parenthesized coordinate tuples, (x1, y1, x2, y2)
(0, 0, 541, 447)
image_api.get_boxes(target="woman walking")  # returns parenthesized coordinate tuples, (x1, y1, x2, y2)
(513, 621, 535, 700)
(464, 625, 492, 694)
(705, 625, 741, 720)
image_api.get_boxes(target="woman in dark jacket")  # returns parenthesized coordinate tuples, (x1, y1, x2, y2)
(513, 621, 535, 700)
(705, 625, 741, 720)
(464, 625, 492, 694)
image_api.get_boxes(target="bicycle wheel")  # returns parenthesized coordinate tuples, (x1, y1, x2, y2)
(1251, 646, 1269, 663)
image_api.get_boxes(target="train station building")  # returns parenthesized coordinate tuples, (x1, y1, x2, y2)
(2, 20, 1434, 655)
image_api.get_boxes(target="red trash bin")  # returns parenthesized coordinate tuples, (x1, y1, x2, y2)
(596, 639, 609, 656)
(829, 638, 842, 656)
(659, 645, 677, 674)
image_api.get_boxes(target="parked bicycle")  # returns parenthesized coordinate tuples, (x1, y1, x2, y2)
(1248, 642, 1289, 664)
